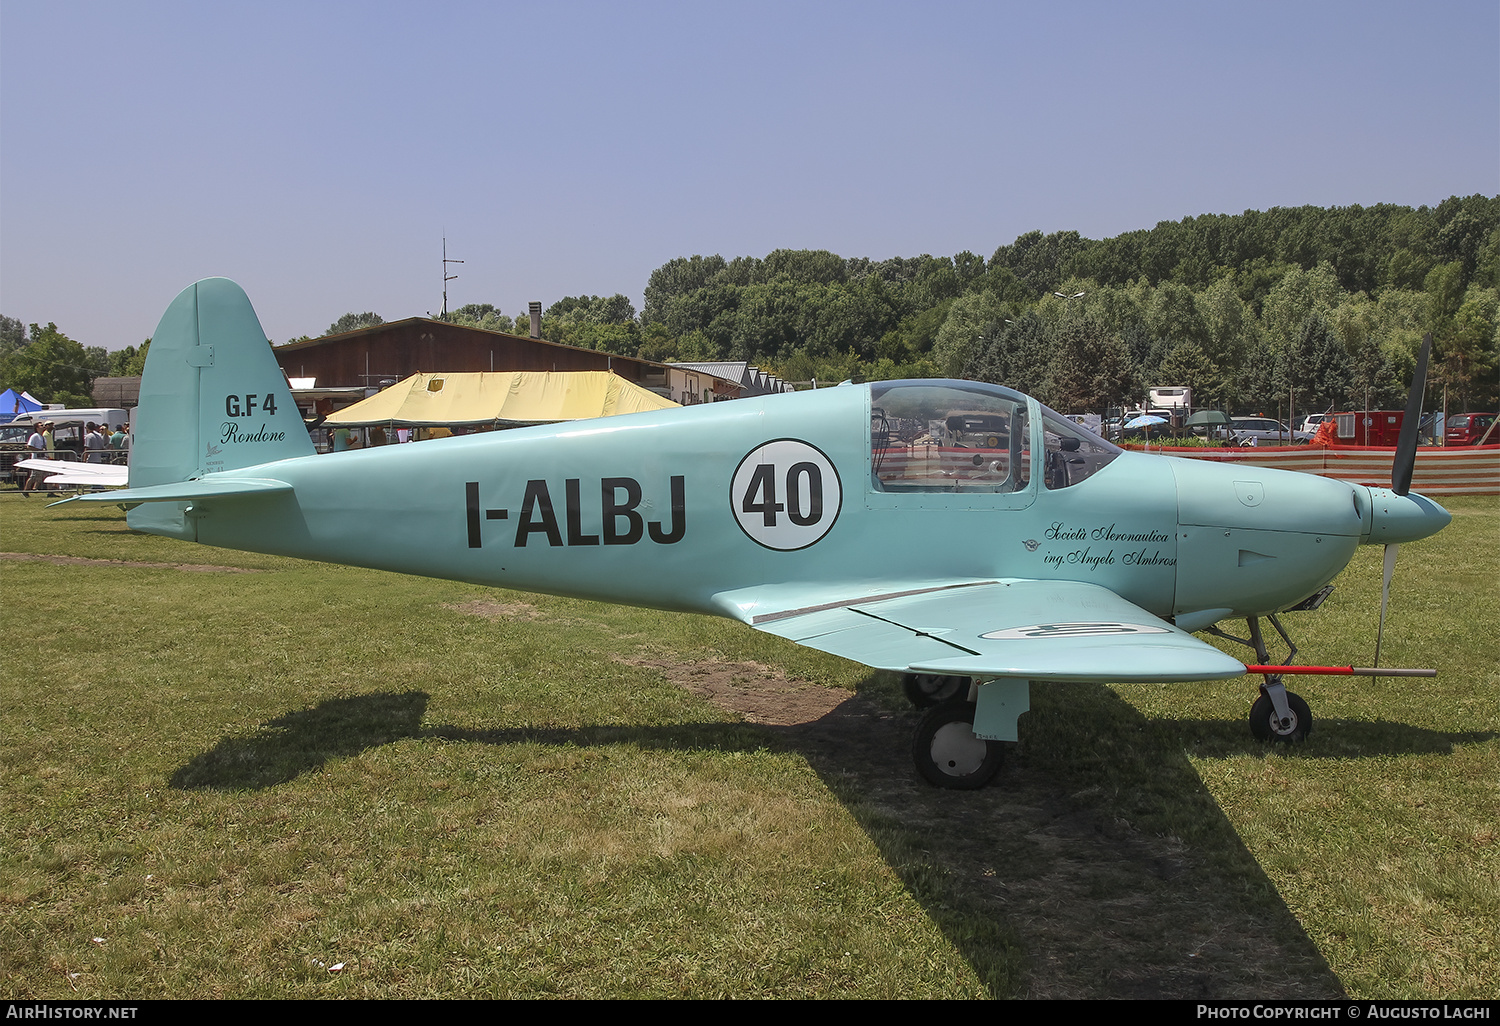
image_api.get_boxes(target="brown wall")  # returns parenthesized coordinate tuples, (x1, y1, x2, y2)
(273, 320, 658, 388)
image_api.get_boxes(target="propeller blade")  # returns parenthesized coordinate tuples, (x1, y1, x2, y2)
(1392, 333, 1432, 496)
(1374, 542, 1399, 672)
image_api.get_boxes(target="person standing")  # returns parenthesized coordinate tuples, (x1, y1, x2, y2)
(85, 422, 107, 463)
(23, 421, 49, 494)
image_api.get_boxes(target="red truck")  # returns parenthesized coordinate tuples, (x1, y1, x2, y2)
(1333, 411, 1409, 446)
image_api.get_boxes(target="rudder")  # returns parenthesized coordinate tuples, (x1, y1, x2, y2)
(132, 277, 314, 489)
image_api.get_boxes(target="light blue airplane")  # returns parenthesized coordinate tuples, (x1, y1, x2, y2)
(67, 279, 1451, 788)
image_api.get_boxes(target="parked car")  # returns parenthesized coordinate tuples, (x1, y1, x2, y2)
(1228, 417, 1314, 446)
(1444, 411, 1497, 446)
(0, 423, 38, 484)
(1299, 413, 1331, 434)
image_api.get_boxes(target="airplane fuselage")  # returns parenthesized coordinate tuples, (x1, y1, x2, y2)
(137, 382, 1378, 633)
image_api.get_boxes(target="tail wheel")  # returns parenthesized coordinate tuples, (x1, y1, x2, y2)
(912, 702, 1003, 789)
(1249, 691, 1312, 743)
(901, 673, 969, 708)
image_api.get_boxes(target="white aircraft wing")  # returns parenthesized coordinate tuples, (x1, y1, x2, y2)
(15, 459, 129, 488)
(746, 579, 1246, 682)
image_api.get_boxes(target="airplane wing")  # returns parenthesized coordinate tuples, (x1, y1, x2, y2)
(744, 579, 1246, 682)
(15, 459, 128, 488)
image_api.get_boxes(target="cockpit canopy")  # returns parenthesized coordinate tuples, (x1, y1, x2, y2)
(870, 380, 1120, 492)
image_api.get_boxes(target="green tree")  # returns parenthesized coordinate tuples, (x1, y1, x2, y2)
(642, 254, 729, 324)
(1, 323, 94, 406)
(1384, 248, 1434, 291)
(962, 310, 1051, 398)
(1236, 338, 1280, 415)
(1440, 286, 1499, 410)
(0, 315, 26, 358)
(546, 294, 636, 325)
(1302, 312, 1354, 412)
(446, 303, 514, 332)
(1424, 260, 1466, 328)
(325, 312, 384, 336)
(1143, 280, 1210, 348)
(1199, 276, 1250, 369)
(1348, 329, 1397, 411)
(554, 321, 642, 355)
(1046, 317, 1133, 413)
(989, 229, 1085, 294)
(1261, 262, 1340, 346)
(932, 292, 1006, 376)
(83, 346, 112, 379)
(111, 340, 150, 377)
(762, 248, 847, 285)
(770, 349, 866, 387)
(1159, 341, 1232, 408)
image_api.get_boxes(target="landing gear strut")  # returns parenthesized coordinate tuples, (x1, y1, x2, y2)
(1207, 614, 1314, 745)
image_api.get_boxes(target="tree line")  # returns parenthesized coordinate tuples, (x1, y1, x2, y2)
(6, 196, 1496, 414)
(627, 196, 1498, 414)
(0, 316, 148, 409)
(440, 196, 1499, 415)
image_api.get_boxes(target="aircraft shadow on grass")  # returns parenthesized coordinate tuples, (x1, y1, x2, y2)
(170, 691, 431, 791)
(164, 678, 1490, 998)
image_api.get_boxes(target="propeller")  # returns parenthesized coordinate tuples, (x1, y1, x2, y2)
(1374, 332, 1432, 670)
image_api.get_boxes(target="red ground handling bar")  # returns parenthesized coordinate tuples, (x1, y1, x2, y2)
(1246, 665, 1437, 677)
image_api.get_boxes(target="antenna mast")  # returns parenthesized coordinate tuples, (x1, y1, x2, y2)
(442, 237, 464, 317)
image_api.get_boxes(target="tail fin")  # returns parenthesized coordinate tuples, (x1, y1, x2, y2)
(132, 277, 314, 488)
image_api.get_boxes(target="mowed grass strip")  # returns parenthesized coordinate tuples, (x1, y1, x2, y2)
(0, 497, 994, 998)
(1, 494, 1494, 997)
(1098, 495, 1498, 999)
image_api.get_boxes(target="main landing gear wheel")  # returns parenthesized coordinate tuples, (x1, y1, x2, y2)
(901, 673, 969, 708)
(912, 702, 1003, 789)
(1249, 691, 1312, 743)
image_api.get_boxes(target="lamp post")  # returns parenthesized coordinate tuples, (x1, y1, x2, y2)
(1053, 291, 1086, 323)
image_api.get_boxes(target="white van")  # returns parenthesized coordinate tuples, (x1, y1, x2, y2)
(1148, 386, 1192, 410)
(11, 408, 128, 432)
(7, 409, 129, 461)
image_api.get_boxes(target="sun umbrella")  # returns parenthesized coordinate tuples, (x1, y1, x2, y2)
(1184, 410, 1230, 427)
(1124, 414, 1167, 429)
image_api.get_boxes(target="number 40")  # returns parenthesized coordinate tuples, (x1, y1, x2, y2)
(742, 461, 824, 527)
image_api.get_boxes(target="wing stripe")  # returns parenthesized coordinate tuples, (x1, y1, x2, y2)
(848, 607, 983, 656)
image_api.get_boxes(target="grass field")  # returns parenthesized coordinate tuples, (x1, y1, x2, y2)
(1, 492, 1495, 998)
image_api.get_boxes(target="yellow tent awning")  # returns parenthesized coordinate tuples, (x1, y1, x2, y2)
(322, 371, 678, 427)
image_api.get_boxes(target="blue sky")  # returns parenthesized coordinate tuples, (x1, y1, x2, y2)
(2, 0, 1496, 351)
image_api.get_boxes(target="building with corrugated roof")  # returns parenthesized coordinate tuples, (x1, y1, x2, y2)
(273, 318, 668, 397)
(90, 319, 793, 418)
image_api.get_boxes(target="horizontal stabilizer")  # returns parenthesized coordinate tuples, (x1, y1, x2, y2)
(49, 477, 293, 506)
